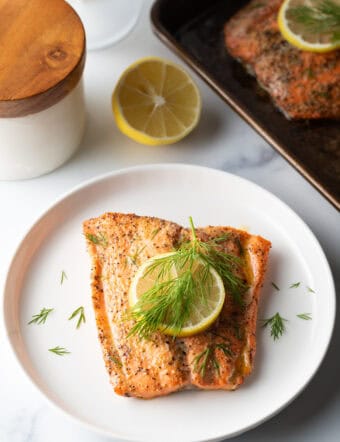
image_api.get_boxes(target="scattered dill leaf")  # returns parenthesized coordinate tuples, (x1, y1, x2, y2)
(233, 324, 242, 340)
(48, 346, 70, 356)
(234, 236, 244, 256)
(128, 245, 146, 266)
(297, 313, 312, 320)
(193, 347, 212, 377)
(108, 355, 122, 367)
(261, 312, 288, 341)
(126, 255, 136, 266)
(86, 232, 108, 247)
(150, 228, 161, 240)
(125, 256, 133, 267)
(68, 306, 86, 329)
(28, 308, 54, 325)
(290, 282, 300, 288)
(215, 343, 233, 357)
(193, 343, 233, 378)
(304, 68, 315, 78)
(60, 270, 67, 285)
(307, 286, 315, 293)
(271, 282, 280, 291)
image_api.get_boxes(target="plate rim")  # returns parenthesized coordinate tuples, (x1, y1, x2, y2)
(2, 163, 336, 442)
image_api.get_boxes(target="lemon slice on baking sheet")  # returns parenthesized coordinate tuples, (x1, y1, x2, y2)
(278, 0, 340, 53)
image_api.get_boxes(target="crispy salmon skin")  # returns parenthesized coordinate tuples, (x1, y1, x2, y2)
(224, 0, 340, 119)
(83, 213, 271, 399)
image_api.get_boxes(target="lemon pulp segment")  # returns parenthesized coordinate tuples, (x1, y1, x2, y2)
(112, 57, 201, 145)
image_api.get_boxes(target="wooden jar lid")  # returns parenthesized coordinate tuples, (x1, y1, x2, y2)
(0, 0, 86, 118)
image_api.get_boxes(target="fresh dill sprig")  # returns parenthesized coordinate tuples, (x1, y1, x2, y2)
(297, 313, 312, 320)
(304, 67, 315, 78)
(108, 355, 123, 367)
(190, 220, 247, 305)
(150, 228, 161, 240)
(307, 286, 315, 293)
(128, 254, 212, 338)
(288, 0, 340, 42)
(193, 347, 213, 377)
(86, 232, 108, 247)
(271, 282, 280, 291)
(290, 282, 300, 288)
(193, 343, 233, 378)
(128, 217, 247, 339)
(233, 324, 242, 340)
(127, 229, 161, 266)
(261, 312, 288, 341)
(48, 346, 70, 356)
(60, 270, 67, 285)
(68, 306, 86, 329)
(128, 245, 146, 266)
(28, 308, 54, 325)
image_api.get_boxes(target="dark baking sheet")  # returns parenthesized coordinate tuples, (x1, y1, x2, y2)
(151, 0, 340, 210)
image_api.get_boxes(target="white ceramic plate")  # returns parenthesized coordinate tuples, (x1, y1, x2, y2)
(3, 164, 335, 442)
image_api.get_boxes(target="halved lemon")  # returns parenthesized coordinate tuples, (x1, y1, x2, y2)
(112, 57, 201, 146)
(278, 0, 340, 53)
(129, 252, 225, 337)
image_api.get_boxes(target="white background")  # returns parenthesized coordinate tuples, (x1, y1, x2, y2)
(0, 1, 339, 441)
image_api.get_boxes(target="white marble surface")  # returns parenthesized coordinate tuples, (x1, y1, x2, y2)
(0, 1, 339, 441)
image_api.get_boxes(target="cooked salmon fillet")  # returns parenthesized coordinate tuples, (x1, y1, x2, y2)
(83, 213, 271, 399)
(224, 0, 340, 119)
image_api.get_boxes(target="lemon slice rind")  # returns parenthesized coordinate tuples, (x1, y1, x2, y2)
(278, 0, 340, 53)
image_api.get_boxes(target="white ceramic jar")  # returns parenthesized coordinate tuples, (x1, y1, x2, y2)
(0, 0, 86, 180)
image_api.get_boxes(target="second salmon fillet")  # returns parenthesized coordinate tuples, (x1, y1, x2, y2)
(224, 0, 340, 119)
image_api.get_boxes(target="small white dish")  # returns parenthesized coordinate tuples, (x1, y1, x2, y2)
(3, 164, 335, 441)
(67, 0, 144, 51)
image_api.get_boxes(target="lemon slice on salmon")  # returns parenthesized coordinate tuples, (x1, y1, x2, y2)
(278, 0, 340, 53)
(112, 57, 201, 146)
(129, 252, 225, 337)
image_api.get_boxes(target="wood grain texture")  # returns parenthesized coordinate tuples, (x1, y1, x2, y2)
(0, 0, 86, 117)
